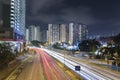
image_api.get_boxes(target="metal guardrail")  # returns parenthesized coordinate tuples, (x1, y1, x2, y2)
(111, 65, 120, 71)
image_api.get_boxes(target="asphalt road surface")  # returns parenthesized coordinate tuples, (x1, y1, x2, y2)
(16, 48, 72, 80)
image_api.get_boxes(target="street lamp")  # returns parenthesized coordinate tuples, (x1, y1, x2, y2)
(64, 48, 66, 68)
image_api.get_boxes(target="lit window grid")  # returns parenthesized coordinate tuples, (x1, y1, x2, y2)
(10, 0, 25, 35)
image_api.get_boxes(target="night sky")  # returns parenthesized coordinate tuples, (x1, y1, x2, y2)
(26, 0, 120, 36)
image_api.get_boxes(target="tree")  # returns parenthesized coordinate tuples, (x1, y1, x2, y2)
(111, 33, 120, 58)
(78, 40, 90, 51)
(89, 39, 101, 53)
(0, 43, 15, 64)
(112, 33, 120, 47)
(78, 39, 101, 52)
(31, 40, 41, 47)
(99, 47, 115, 59)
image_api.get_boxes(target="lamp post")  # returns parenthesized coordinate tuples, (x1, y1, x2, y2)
(64, 48, 65, 68)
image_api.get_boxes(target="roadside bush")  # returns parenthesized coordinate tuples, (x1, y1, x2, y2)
(0, 44, 16, 64)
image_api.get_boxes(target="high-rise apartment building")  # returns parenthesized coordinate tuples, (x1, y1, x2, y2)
(69, 23, 74, 45)
(48, 24, 60, 44)
(40, 30, 47, 42)
(0, 0, 26, 41)
(29, 25, 40, 41)
(48, 23, 88, 45)
(60, 24, 66, 42)
(0, 0, 26, 52)
(73, 24, 79, 44)
(69, 23, 88, 44)
(78, 24, 88, 41)
(25, 28, 29, 44)
(11, 0, 26, 33)
(48, 24, 53, 44)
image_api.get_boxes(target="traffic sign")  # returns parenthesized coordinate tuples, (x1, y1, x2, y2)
(75, 66, 81, 71)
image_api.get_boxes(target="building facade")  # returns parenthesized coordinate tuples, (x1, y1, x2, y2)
(48, 24, 60, 44)
(0, 0, 26, 52)
(0, 0, 26, 41)
(25, 28, 29, 44)
(28, 25, 40, 41)
(68, 23, 88, 44)
(10, 0, 26, 40)
(78, 24, 88, 41)
(69, 23, 74, 45)
(40, 30, 47, 42)
(48, 23, 88, 45)
(60, 24, 66, 42)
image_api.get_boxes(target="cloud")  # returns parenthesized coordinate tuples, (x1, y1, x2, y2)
(26, 0, 120, 35)
(31, 0, 64, 15)
(27, 14, 58, 23)
(60, 6, 95, 25)
(28, 4, 95, 26)
(27, 0, 96, 25)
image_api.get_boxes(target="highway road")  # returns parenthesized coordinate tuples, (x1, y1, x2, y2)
(14, 48, 72, 80)
(6, 47, 120, 80)
(16, 52, 44, 80)
(43, 48, 120, 80)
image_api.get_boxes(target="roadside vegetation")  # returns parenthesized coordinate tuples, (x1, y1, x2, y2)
(50, 33, 120, 68)
(78, 34, 120, 67)
(0, 43, 16, 65)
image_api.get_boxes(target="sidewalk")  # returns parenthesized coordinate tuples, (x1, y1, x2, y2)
(0, 54, 29, 80)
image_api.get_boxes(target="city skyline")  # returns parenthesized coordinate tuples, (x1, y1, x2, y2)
(26, 0, 120, 36)
(0, 0, 120, 80)
(0, 0, 120, 36)
(47, 23, 88, 44)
